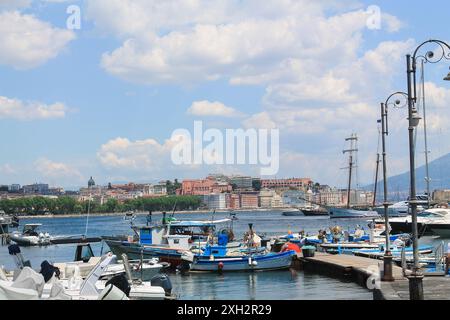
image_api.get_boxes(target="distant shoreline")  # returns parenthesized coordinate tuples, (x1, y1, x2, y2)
(18, 208, 289, 220)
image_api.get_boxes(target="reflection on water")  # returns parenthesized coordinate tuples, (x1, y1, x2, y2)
(0, 210, 423, 300)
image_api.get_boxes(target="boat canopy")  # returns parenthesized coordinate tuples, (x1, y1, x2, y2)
(169, 219, 231, 228)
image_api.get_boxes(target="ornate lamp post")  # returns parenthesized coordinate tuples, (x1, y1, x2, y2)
(405, 39, 450, 300)
(380, 92, 409, 282)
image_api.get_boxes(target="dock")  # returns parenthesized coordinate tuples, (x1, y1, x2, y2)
(294, 252, 450, 300)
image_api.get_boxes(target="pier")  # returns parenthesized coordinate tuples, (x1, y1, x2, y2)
(294, 252, 450, 300)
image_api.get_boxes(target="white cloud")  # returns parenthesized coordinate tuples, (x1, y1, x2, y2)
(0, 0, 31, 10)
(34, 158, 83, 181)
(87, 0, 401, 85)
(0, 96, 68, 120)
(0, 11, 75, 69)
(187, 100, 243, 118)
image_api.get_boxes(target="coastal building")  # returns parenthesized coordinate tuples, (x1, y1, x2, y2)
(261, 178, 313, 191)
(226, 193, 241, 209)
(259, 189, 283, 208)
(181, 177, 232, 196)
(201, 193, 227, 210)
(240, 192, 259, 209)
(22, 183, 50, 195)
(144, 184, 167, 196)
(230, 176, 253, 190)
(282, 190, 308, 208)
(8, 184, 21, 193)
(433, 190, 450, 203)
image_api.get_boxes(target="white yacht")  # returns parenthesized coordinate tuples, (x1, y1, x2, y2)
(389, 208, 450, 236)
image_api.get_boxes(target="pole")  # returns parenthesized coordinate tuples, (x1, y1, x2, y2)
(406, 54, 424, 300)
(381, 103, 393, 281)
(421, 60, 431, 205)
(373, 153, 380, 208)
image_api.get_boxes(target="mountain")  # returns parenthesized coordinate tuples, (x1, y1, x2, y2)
(368, 152, 450, 199)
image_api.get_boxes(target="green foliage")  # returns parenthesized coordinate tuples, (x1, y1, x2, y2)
(0, 195, 202, 216)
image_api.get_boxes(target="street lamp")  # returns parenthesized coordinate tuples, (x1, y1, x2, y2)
(380, 92, 409, 282)
(406, 39, 450, 300)
(444, 68, 450, 81)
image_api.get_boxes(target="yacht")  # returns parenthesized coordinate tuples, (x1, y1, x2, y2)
(9, 224, 52, 246)
(389, 208, 450, 236)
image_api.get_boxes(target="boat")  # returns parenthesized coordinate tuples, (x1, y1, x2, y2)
(328, 135, 379, 219)
(9, 224, 52, 246)
(2, 246, 171, 300)
(301, 207, 329, 217)
(388, 208, 450, 236)
(282, 209, 303, 217)
(373, 200, 427, 218)
(103, 213, 236, 267)
(183, 224, 296, 272)
(187, 249, 296, 272)
(52, 243, 169, 282)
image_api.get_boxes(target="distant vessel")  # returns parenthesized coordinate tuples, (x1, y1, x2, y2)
(328, 134, 379, 219)
(301, 207, 329, 217)
(282, 209, 303, 217)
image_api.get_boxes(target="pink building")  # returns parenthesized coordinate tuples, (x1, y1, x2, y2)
(181, 177, 232, 196)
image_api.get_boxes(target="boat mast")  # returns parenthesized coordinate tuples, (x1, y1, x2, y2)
(343, 134, 358, 209)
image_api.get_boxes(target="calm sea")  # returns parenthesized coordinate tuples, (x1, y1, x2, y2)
(2, 210, 441, 300)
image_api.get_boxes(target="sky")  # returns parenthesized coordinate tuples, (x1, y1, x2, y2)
(0, 0, 449, 190)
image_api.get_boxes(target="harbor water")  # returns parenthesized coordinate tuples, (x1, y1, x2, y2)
(1, 210, 442, 300)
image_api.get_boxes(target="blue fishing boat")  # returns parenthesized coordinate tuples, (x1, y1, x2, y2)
(186, 245, 296, 272)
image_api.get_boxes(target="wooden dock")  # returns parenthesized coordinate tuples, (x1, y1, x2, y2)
(293, 252, 450, 300)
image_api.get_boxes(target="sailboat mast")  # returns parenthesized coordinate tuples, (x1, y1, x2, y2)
(343, 134, 358, 209)
(347, 155, 353, 209)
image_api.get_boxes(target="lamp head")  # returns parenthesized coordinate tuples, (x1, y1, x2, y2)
(408, 109, 422, 128)
(444, 68, 450, 81)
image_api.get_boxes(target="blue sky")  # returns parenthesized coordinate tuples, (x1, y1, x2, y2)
(0, 0, 449, 190)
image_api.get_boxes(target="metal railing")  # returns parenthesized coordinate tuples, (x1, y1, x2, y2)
(434, 241, 445, 273)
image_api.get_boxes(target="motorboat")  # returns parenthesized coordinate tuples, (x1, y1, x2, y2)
(388, 208, 450, 236)
(328, 207, 380, 219)
(53, 243, 169, 282)
(9, 224, 52, 246)
(1, 249, 171, 300)
(374, 201, 426, 218)
(282, 209, 303, 217)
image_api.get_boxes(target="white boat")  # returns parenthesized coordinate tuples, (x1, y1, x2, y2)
(9, 224, 52, 246)
(389, 208, 450, 236)
(374, 201, 426, 218)
(0, 254, 169, 300)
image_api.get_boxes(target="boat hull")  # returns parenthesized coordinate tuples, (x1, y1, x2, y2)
(189, 251, 295, 272)
(282, 211, 303, 217)
(428, 224, 450, 238)
(104, 240, 184, 268)
(328, 208, 380, 219)
(301, 210, 329, 217)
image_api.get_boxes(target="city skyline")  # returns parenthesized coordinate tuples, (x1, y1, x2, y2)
(1, 1, 450, 189)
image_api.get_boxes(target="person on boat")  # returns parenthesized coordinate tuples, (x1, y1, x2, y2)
(146, 211, 152, 226)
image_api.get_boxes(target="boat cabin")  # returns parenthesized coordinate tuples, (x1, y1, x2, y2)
(131, 219, 232, 249)
(22, 224, 43, 236)
(74, 243, 95, 263)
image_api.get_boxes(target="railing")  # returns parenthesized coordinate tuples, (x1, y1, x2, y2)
(434, 241, 445, 273)
(401, 245, 407, 277)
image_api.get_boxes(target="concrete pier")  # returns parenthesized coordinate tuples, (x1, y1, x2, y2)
(293, 252, 450, 300)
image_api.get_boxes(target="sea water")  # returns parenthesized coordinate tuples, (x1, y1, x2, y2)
(0, 210, 413, 300)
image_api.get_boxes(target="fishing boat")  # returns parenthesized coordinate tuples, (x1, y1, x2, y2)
(103, 213, 236, 268)
(328, 134, 379, 219)
(183, 224, 296, 272)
